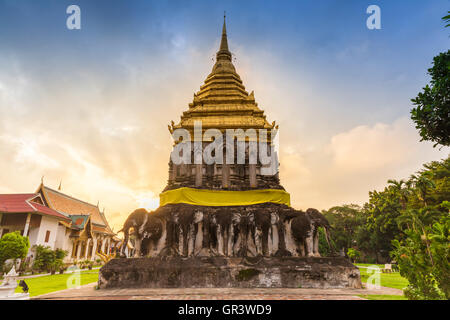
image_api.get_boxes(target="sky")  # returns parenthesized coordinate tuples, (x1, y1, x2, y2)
(0, 0, 448, 232)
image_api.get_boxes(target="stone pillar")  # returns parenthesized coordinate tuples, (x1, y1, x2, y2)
(168, 163, 175, 182)
(23, 213, 31, 236)
(100, 237, 106, 254)
(76, 240, 82, 260)
(84, 239, 91, 259)
(249, 164, 257, 188)
(222, 164, 230, 188)
(70, 240, 76, 259)
(91, 238, 98, 260)
(195, 164, 203, 187)
(194, 139, 203, 187)
(172, 164, 178, 180)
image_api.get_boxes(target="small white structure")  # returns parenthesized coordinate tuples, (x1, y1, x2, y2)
(0, 266, 29, 300)
(382, 264, 393, 273)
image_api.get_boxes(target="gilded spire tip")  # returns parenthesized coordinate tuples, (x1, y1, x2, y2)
(217, 13, 231, 61)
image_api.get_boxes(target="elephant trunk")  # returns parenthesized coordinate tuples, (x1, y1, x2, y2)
(121, 227, 129, 257)
(324, 227, 335, 252)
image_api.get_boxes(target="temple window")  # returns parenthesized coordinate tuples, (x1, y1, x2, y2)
(44, 230, 51, 242)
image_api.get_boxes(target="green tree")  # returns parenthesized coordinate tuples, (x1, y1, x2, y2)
(392, 210, 449, 300)
(387, 179, 411, 210)
(410, 50, 450, 147)
(365, 187, 405, 262)
(443, 11, 450, 28)
(322, 205, 365, 254)
(0, 231, 30, 268)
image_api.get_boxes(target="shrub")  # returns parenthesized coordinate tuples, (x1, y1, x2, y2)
(78, 259, 94, 269)
(32, 245, 68, 274)
(0, 231, 30, 270)
(347, 248, 362, 263)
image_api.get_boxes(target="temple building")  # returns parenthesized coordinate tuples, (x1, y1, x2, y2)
(165, 16, 283, 195)
(0, 182, 117, 262)
(119, 17, 318, 259)
(101, 17, 361, 289)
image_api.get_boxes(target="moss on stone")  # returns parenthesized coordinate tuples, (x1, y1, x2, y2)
(236, 268, 260, 281)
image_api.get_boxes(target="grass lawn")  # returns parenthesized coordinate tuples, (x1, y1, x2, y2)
(355, 264, 409, 300)
(355, 263, 385, 268)
(356, 264, 409, 290)
(14, 270, 99, 297)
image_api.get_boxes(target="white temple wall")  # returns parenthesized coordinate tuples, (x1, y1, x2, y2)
(34, 216, 59, 249)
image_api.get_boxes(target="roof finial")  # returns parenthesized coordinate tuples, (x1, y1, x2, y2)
(41, 175, 44, 184)
(58, 180, 62, 191)
(217, 13, 231, 61)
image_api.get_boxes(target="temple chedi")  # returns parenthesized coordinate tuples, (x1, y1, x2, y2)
(166, 17, 281, 192)
(99, 17, 362, 289)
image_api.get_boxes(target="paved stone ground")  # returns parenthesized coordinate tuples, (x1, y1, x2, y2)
(33, 283, 403, 300)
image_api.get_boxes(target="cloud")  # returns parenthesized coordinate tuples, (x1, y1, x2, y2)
(0, 9, 448, 231)
(279, 117, 449, 211)
(327, 117, 447, 173)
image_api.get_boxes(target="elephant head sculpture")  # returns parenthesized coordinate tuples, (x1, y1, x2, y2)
(120, 208, 163, 257)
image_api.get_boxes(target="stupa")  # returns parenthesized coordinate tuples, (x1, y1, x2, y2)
(99, 17, 361, 289)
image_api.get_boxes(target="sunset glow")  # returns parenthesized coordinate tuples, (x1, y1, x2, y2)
(0, 1, 448, 233)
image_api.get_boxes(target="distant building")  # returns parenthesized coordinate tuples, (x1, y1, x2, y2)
(0, 183, 117, 262)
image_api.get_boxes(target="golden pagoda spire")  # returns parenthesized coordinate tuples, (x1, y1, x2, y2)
(171, 16, 274, 132)
(217, 13, 231, 62)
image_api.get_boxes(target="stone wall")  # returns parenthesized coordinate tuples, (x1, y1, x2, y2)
(99, 256, 362, 289)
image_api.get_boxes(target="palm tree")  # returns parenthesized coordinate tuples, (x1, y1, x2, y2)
(409, 174, 435, 206)
(387, 179, 412, 210)
(443, 11, 450, 28)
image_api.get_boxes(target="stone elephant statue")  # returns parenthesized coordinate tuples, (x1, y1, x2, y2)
(119, 208, 163, 257)
(289, 208, 333, 257)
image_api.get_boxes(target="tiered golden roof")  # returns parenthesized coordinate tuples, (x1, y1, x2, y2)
(37, 184, 115, 235)
(169, 17, 276, 134)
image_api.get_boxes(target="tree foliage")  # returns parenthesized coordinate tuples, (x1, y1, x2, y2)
(443, 11, 450, 28)
(322, 205, 365, 255)
(324, 156, 449, 299)
(391, 210, 449, 300)
(0, 231, 30, 268)
(347, 248, 362, 263)
(410, 50, 450, 147)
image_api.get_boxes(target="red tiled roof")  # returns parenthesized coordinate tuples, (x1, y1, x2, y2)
(0, 193, 70, 221)
(32, 203, 71, 221)
(0, 194, 36, 212)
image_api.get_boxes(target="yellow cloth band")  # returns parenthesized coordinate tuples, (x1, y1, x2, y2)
(159, 187, 290, 207)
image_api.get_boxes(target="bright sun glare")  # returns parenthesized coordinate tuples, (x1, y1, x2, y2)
(135, 193, 160, 211)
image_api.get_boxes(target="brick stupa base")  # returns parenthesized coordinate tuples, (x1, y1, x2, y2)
(98, 256, 361, 289)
